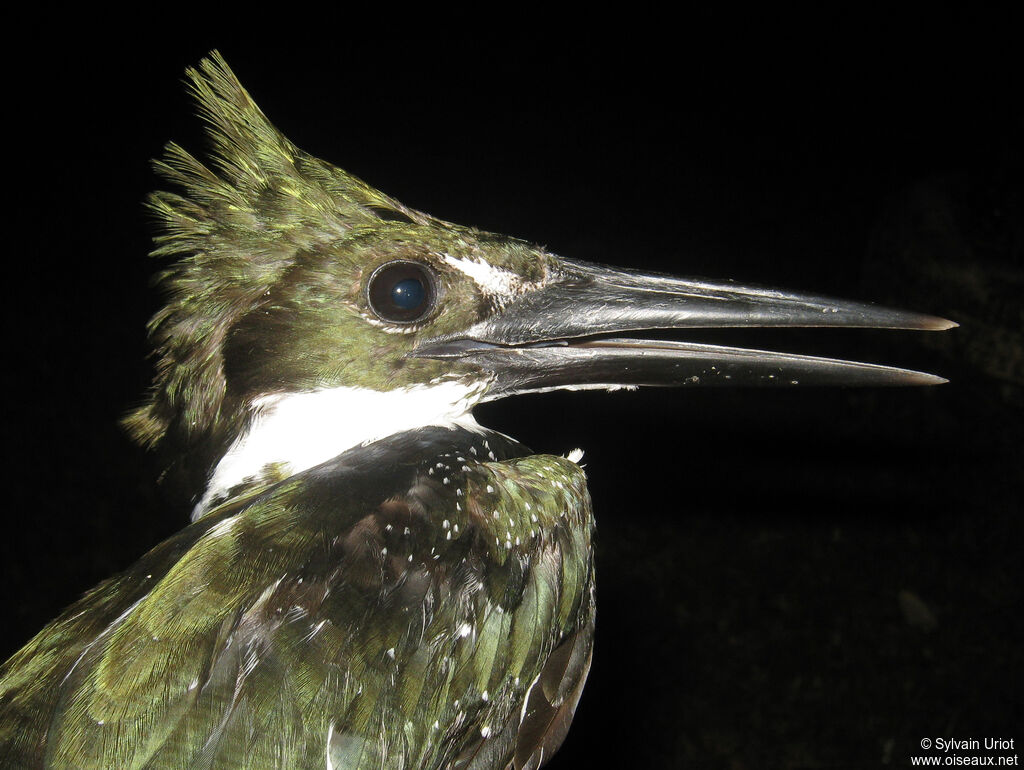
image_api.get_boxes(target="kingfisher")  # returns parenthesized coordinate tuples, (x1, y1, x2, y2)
(0, 53, 954, 769)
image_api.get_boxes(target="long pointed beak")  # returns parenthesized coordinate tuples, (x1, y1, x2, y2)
(414, 257, 956, 397)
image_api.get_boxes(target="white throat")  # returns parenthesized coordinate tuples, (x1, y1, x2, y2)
(193, 379, 487, 520)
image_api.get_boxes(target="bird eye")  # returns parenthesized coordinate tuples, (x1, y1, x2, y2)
(367, 260, 438, 323)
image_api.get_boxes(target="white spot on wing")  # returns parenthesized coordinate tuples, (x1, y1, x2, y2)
(207, 516, 237, 538)
(326, 723, 335, 770)
(519, 671, 542, 727)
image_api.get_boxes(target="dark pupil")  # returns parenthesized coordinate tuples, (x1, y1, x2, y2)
(391, 277, 424, 310)
(368, 261, 435, 323)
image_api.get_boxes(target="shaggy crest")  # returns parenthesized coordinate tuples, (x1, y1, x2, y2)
(123, 52, 426, 449)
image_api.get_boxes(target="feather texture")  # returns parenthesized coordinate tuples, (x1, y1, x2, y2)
(0, 427, 595, 768)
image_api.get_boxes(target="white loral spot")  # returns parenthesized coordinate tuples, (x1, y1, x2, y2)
(442, 253, 545, 302)
(566, 448, 585, 464)
(194, 380, 487, 519)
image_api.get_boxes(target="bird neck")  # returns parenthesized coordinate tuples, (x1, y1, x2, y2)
(192, 379, 488, 520)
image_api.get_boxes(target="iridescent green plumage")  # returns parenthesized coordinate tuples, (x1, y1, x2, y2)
(1, 429, 594, 768)
(0, 50, 952, 770)
(123, 53, 551, 485)
(1, 53, 595, 769)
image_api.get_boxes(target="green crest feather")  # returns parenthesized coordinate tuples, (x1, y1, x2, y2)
(124, 51, 421, 449)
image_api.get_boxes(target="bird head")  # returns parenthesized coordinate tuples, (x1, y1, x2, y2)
(124, 53, 953, 517)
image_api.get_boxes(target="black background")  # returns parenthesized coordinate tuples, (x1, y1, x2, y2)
(4, 12, 1021, 768)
